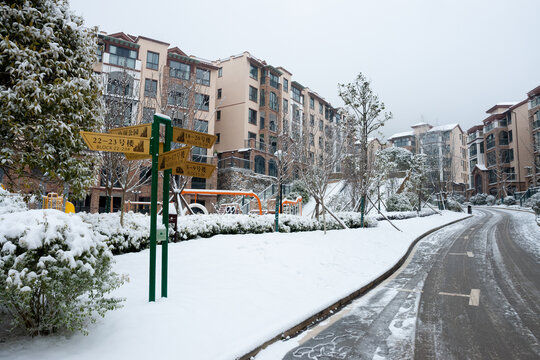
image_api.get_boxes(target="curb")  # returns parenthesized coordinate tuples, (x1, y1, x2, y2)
(238, 214, 473, 360)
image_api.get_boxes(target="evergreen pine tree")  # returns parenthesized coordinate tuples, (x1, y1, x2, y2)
(0, 0, 103, 198)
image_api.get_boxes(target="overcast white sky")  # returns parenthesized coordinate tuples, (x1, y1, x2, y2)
(70, 0, 539, 139)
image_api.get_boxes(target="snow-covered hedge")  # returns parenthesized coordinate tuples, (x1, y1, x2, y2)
(446, 199, 464, 212)
(176, 213, 378, 241)
(386, 193, 414, 212)
(378, 209, 437, 220)
(0, 210, 125, 335)
(77, 212, 155, 255)
(470, 193, 488, 205)
(503, 196, 516, 206)
(0, 187, 29, 214)
(486, 195, 496, 206)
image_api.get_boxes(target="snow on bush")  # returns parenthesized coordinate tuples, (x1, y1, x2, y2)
(378, 209, 438, 220)
(486, 195, 496, 206)
(0, 210, 125, 335)
(0, 188, 29, 214)
(386, 193, 413, 212)
(503, 196, 516, 206)
(446, 198, 464, 212)
(470, 193, 487, 205)
(526, 193, 540, 216)
(78, 212, 155, 255)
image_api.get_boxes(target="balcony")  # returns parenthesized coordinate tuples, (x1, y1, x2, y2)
(533, 119, 540, 130)
(218, 156, 251, 170)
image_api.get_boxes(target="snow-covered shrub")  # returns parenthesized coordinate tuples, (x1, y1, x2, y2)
(470, 193, 487, 205)
(486, 195, 496, 206)
(289, 180, 310, 204)
(386, 193, 413, 212)
(327, 193, 351, 212)
(78, 212, 156, 254)
(450, 194, 466, 204)
(503, 196, 516, 206)
(0, 188, 28, 214)
(446, 199, 463, 212)
(378, 209, 437, 220)
(527, 193, 540, 215)
(0, 210, 125, 335)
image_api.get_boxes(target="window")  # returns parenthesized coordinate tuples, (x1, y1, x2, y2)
(283, 99, 288, 113)
(172, 117, 182, 127)
(269, 73, 279, 89)
(146, 51, 159, 70)
(283, 78, 289, 92)
(254, 155, 265, 174)
(216, 133, 220, 144)
(310, 97, 315, 109)
(169, 60, 190, 80)
(216, 110, 221, 121)
(292, 87, 302, 103)
(480, 141, 485, 153)
(268, 159, 277, 177)
(248, 131, 257, 141)
(249, 86, 258, 102)
(489, 170, 497, 184)
(248, 109, 257, 125)
(196, 68, 210, 86)
(195, 93, 210, 111)
(269, 91, 279, 112)
(310, 114, 314, 127)
(168, 87, 188, 107)
(140, 167, 151, 183)
(469, 144, 477, 157)
(107, 72, 134, 96)
(260, 111, 265, 129)
(487, 151, 497, 167)
(486, 134, 495, 149)
(269, 113, 277, 131)
(192, 147, 207, 163)
(217, 88, 222, 99)
(499, 131, 509, 145)
(218, 67, 223, 77)
(319, 119, 323, 131)
(309, 133, 314, 146)
(508, 130, 513, 143)
(500, 149, 514, 164)
(260, 89, 265, 106)
(194, 119, 208, 133)
(144, 79, 157, 98)
(143, 107, 155, 123)
(249, 64, 258, 80)
(109, 45, 137, 69)
(191, 177, 206, 189)
(318, 136, 323, 147)
(319, 103, 323, 114)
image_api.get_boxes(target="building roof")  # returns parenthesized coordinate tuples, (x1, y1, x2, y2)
(467, 124, 483, 134)
(428, 123, 459, 132)
(527, 85, 540, 98)
(485, 102, 517, 114)
(411, 122, 431, 128)
(475, 164, 487, 171)
(388, 131, 414, 140)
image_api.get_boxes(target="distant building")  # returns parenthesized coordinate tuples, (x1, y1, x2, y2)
(526, 86, 540, 187)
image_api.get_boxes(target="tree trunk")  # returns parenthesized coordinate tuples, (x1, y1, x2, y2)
(322, 196, 327, 235)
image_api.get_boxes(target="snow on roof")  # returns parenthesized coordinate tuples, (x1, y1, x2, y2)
(475, 164, 487, 171)
(496, 102, 517, 106)
(428, 123, 458, 132)
(388, 131, 414, 140)
(411, 122, 430, 127)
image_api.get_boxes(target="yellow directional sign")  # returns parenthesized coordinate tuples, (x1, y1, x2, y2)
(80, 131, 150, 154)
(158, 146, 191, 171)
(109, 124, 151, 138)
(124, 143, 164, 161)
(172, 127, 217, 149)
(172, 161, 216, 178)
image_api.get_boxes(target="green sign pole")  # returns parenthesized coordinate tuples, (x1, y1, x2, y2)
(161, 118, 172, 298)
(149, 116, 160, 302)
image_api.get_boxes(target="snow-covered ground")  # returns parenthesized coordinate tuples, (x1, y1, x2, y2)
(1, 211, 468, 360)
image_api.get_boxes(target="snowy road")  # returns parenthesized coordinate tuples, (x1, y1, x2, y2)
(280, 208, 540, 359)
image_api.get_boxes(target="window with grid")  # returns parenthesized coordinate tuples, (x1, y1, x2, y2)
(170, 60, 190, 80)
(196, 68, 211, 86)
(144, 79, 157, 98)
(146, 51, 159, 70)
(249, 86, 258, 102)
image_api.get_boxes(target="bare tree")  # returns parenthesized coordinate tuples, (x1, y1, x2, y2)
(338, 73, 392, 225)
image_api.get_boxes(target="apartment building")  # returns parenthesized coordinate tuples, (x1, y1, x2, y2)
(467, 101, 532, 197)
(85, 32, 219, 213)
(213, 52, 342, 193)
(527, 86, 540, 187)
(388, 122, 468, 194)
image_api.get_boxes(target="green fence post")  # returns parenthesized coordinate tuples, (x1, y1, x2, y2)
(149, 115, 161, 302)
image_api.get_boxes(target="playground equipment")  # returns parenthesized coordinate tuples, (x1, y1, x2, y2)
(181, 189, 263, 215)
(281, 196, 302, 215)
(42, 193, 75, 213)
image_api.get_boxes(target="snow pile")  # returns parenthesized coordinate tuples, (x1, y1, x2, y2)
(0, 209, 124, 335)
(0, 187, 29, 214)
(77, 212, 155, 254)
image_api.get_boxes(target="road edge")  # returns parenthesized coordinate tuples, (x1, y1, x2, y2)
(238, 214, 473, 360)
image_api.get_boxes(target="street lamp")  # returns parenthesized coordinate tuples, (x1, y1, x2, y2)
(274, 150, 283, 232)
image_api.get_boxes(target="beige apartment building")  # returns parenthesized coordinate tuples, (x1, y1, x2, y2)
(84, 31, 219, 213)
(213, 52, 342, 193)
(527, 86, 540, 187)
(468, 100, 533, 197)
(388, 123, 468, 194)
